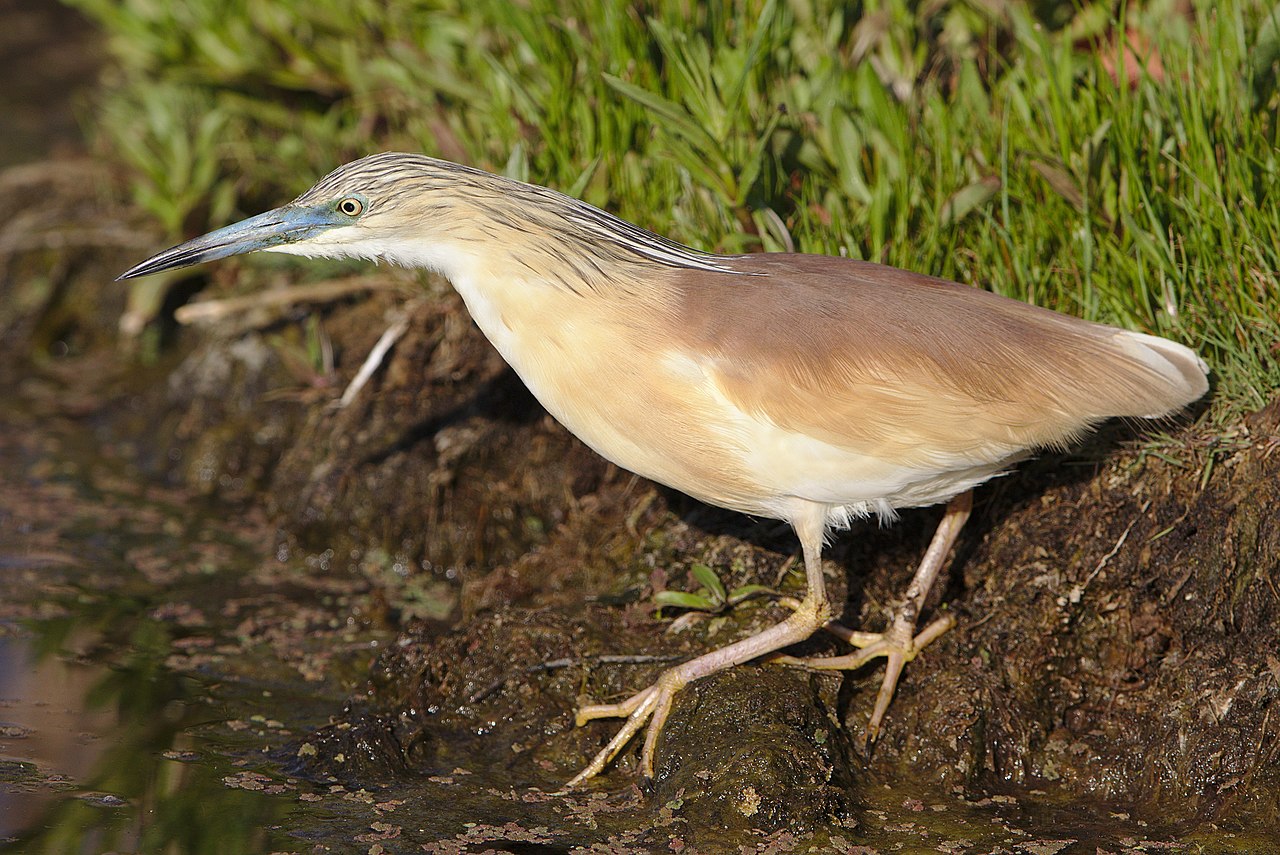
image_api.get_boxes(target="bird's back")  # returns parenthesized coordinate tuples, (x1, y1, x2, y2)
(668, 253, 1207, 475)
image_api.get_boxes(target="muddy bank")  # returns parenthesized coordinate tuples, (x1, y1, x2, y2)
(294, 406, 1280, 844)
(3, 163, 1278, 850)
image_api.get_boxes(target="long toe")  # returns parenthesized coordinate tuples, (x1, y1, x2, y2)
(566, 669, 690, 788)
(566, 685, 661, 788)
(774, 613, 955, 740)
(575, 685, 655, 727)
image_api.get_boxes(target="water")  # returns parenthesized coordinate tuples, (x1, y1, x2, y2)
(0, 406, 362, 853)
(0, 634, 121, 831)
(0, 635, 291, 853)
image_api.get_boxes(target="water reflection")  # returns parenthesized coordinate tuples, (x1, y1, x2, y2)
(0, 405, 370, 853)
(0, 619, 293, 853)
(0, 633, 118, 832)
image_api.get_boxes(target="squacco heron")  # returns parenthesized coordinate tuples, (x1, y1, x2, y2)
(120, 153, 1209, 787)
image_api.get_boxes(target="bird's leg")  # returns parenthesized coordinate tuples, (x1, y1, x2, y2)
(566, 509, 834, 789)
(775, 491, 972, 743)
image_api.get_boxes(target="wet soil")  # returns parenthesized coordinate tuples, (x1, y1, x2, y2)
(2, 151, 1277, 852)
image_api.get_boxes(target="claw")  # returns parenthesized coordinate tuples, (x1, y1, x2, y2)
(562, 497, 969, 788)
(565, 667, 689, 788)
(563, 595, 832, 788)
(775, 612, 955, 741)
(566, 685, 661, 788)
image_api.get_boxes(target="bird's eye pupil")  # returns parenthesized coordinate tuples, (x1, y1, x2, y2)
(339, 198, 364, 216)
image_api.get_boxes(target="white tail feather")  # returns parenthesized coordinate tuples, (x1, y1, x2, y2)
(1116, 331, 1210, 417)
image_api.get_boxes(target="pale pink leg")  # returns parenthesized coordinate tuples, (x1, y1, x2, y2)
(776, 491, 972, 743)
(565, 504, 834, 789)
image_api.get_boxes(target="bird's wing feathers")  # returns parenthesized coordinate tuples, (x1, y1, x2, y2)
(670, 254, 1204, 469)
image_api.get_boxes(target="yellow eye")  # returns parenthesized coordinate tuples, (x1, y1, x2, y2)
(337, 197, 364, 217)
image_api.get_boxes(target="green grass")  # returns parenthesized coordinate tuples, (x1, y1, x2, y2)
(69, 0, 1280, 417)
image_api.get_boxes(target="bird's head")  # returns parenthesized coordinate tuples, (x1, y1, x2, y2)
(117, 153, 484, 281)
(119, 151, 726, 290)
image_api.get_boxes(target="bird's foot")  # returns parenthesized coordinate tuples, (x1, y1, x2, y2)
(562, 598, 830, 789)
(565, 669, 687, 789)
(774, 610, 954, 743)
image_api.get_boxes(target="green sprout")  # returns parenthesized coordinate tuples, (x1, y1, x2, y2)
(653, 563, 775, 616)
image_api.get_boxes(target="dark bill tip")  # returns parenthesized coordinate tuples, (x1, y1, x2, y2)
(117, 205, 338, 281)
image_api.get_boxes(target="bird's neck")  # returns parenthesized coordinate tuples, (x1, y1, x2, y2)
(385, 188, 737, 297)
(433, 227, 677, 422)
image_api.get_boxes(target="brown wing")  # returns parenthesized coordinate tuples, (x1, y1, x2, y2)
(669, 254, 1206, 469)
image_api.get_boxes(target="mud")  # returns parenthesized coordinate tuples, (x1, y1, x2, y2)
(3, 150, 1278, 850)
